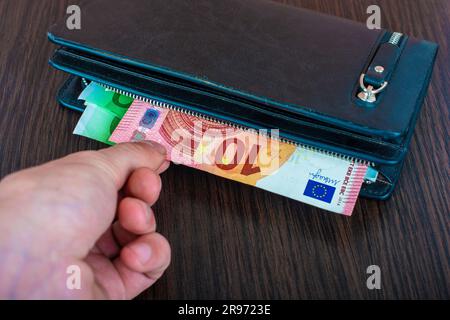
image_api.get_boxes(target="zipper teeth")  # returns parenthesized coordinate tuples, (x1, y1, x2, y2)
(86, 79, 373, 166)
(82, 77, 89, 87)
(388, 32, 403, 46)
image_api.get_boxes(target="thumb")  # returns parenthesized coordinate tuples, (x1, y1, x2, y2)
(56, 141, 168, 255)
(90, 141, 167, 190)
(0, 141, 168, 261)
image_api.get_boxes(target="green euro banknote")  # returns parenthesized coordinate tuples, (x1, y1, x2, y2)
(78, 82, 133, 119)
(74, 103, 121, 145)
(74, 82, 133, 144)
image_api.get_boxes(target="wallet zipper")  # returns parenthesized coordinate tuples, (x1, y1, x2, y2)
(388, 32, 403, 46)
(358, 32, 404, 103)
(82, 78, 380, 177)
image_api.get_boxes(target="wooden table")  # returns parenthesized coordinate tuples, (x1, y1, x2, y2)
(0, 0, 448, 299)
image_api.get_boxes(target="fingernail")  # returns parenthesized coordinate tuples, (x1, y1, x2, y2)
(144, 140, 167, 155)
(130, 243, 152, 265)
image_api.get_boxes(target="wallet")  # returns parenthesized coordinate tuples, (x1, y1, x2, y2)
(48, 0, 438, 200)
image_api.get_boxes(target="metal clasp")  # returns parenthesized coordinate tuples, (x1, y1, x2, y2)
(357, 74, 388, 103)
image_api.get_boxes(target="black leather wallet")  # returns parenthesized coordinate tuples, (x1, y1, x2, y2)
(48, 0, 438, 200)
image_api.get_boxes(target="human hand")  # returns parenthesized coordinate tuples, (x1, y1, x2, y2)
(0, 142, 171, 299)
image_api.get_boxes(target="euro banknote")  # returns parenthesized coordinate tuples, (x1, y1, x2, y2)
(74, 82, 133, 144)
(109, 100, 368, 215)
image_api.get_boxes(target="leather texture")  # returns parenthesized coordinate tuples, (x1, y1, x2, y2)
(365, 40, 403, 88)
(48, 0, 438, 199)
(50, 48, 405, 164)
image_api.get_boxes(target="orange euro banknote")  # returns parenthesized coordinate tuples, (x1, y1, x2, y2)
(110, 100, 368, 215)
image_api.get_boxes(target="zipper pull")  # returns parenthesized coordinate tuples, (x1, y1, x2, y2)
(358, 32, 404, 104)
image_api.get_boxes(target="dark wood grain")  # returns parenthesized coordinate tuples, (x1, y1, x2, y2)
(0, 0, 448, 299)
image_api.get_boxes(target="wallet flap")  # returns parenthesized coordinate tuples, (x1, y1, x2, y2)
(48, 0, 437, 140)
